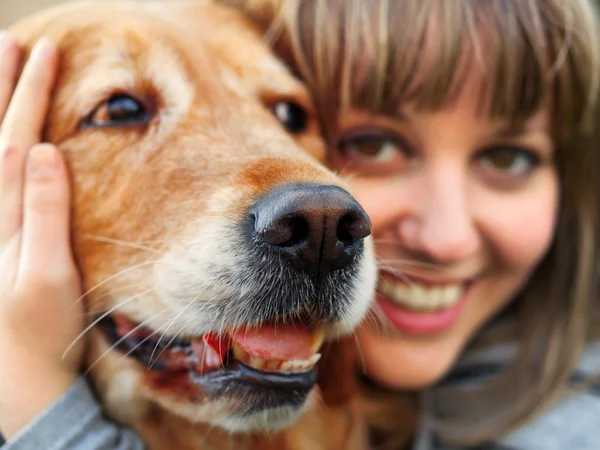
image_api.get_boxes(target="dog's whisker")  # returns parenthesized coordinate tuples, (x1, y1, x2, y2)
(192, 298, 225, 374)
(75, 260, 159, 304)
(375, 264, 415, 286)
(357, 303, 382, 333)
(84, 282, 153, 308)
(63, 287, 156, 361)
(149, 296, 201, 369)
(364, 304, 390, 340)
(372, 238, 415, 245)
(149, 328, 185, 371)
(375, 256, 444, 271)
(84, 234, 163, 254)
(352, 331, 366, 370)
(217, 305, 229, 360)
(84, 309, 168, 375)
(120, 323, 166, 362)
(132, 239, 170, 245)
(193, 419, 217, 449)
(199, 338, 209, 377)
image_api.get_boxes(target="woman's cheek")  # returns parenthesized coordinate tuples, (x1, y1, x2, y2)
(474, 171, 559, 270)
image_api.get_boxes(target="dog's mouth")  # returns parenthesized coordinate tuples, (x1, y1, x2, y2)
(97, 313, 326, 411)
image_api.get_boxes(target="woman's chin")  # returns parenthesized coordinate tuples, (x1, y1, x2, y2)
(356, 323, 461, 390)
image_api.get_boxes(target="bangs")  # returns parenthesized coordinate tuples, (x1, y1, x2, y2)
(281, 0, 600, 140)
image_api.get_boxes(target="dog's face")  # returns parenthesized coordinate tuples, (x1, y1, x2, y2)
(11, 0, 376, 434)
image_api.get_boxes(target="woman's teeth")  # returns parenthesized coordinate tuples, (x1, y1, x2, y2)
(231, 343, 321, 372)
(378, 276, 465, 311)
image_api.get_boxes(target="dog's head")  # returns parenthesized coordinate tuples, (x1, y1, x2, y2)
(10, 0, 376, 434)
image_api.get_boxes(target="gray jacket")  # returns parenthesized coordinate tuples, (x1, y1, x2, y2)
(413, 342, 600, 450)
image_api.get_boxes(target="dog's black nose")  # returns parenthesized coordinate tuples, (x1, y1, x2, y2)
(251, 183, 371, 275)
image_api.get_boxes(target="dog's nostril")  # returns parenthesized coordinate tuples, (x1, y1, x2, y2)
(337, 217, 354, 245)
(337, 212, 370, 245)
(285, 217, 310, 247)
(258, 216, 310, 247)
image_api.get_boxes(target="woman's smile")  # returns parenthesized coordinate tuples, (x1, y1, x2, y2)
(375, 271, 475, 335)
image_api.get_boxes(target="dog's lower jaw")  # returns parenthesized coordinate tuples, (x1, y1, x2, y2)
(210, 396, 315, 433)
(134, 387, 316, 434)
(88, 359, 329, 450)
(96, 379, 365, 450)
(138, 395, 368, 450)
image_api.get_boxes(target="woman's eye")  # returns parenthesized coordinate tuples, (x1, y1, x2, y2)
(84, 94, 151, 128)
(336, 132, 410, 165)
(272, 101, 309, 134)
(339, 136, 398, 162)
(476, 147, 540, 178)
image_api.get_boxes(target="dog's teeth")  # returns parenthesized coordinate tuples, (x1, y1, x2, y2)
(249, 356, 266, 370)
(281, 361, 305, 372)
(308, 353, 321, 366)
(265, 360, 280, 370)
(232, 343, 248, 363)
(279, 356, 320, 373)
(230, 342, 321, 373)
(279, 360, 296, 372)
(310, 329, 325, 354)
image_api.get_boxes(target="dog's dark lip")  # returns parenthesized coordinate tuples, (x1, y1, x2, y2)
(198, 360, 316, 398)
(96, 313, 318, 396)
(197, 360, 317, 413)
(199, 360, 316, 389)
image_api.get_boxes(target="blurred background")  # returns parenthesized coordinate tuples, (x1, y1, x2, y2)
(1, 0, 153, 28)
(1, 0, 70, 28)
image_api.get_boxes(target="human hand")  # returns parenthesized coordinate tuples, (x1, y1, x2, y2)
(0, 31, 85, 439)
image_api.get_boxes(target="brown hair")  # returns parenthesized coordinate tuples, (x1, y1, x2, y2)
(225, 0, 600, 446)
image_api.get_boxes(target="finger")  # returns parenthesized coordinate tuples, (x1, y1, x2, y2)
(18, 144, 74, 282)
(0, 38, 59, 244)
(0, 145, 25, 247)
(0, 37, 58, 143)
(0, 31, 23, 124)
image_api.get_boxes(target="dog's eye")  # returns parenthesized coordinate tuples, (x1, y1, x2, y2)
(84, 94, 151, 128)
(272, 101, 308, 134)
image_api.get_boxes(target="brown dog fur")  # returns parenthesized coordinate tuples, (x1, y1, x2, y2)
(9, 1, 376, 449)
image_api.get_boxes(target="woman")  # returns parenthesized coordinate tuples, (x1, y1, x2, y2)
(1, 0, 599, 449)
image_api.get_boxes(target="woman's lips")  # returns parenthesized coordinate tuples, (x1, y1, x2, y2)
(374, 273, 473, 335)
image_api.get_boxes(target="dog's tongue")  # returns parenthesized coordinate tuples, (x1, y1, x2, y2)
(230, 324, 314, 361)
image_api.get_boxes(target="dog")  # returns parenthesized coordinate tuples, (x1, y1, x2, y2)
(9, 1, 377, 449)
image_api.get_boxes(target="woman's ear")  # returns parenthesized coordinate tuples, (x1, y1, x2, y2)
(317, 336, 359, 406)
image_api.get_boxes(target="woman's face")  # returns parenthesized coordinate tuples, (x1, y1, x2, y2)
(331, 83, 559, 389)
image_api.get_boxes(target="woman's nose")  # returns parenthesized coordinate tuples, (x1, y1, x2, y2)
(397, 169, 480, 264)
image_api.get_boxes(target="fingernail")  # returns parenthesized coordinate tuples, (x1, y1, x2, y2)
(28, 144, 60, 179)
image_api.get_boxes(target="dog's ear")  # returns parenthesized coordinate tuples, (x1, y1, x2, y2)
(220, 0, 297, 66)
(316, 336, 359, 407)
(221, 0, 284, 29)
